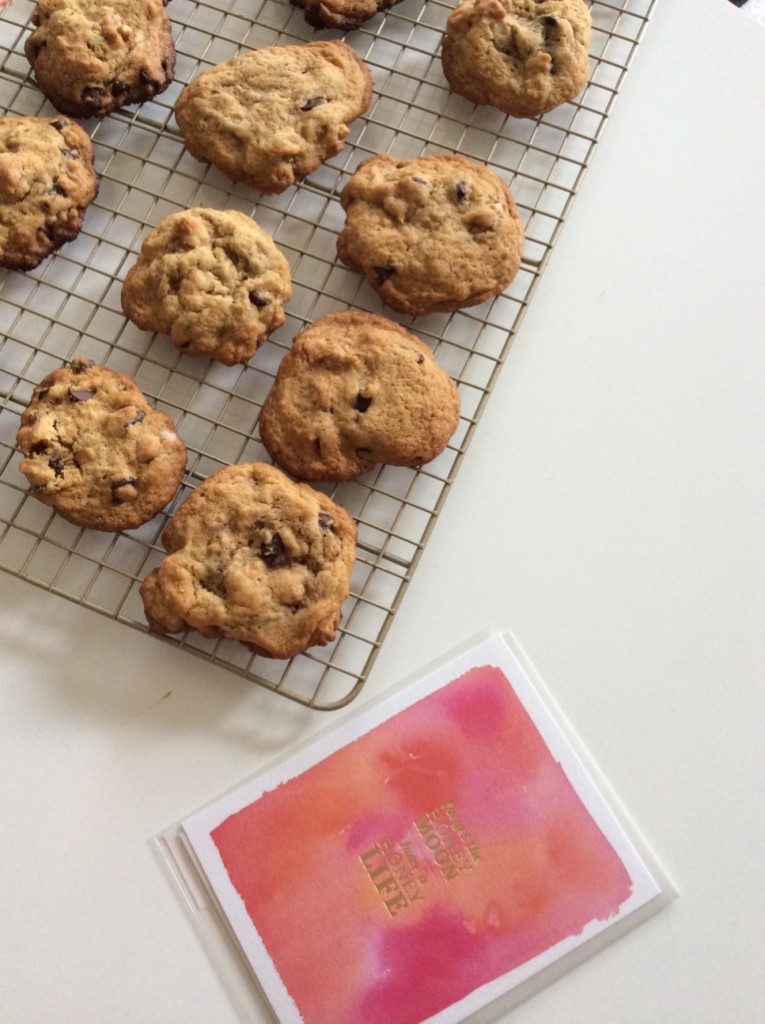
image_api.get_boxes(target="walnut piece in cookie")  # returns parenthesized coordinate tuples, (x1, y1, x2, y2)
(25, 0, 175, 119)
(291, 0, 403, 31)
(0, 115, 98, 271)
(260, 311, 461, 481)
(139, 462, 357, 659)
(174, 40, 372, 195)
(442, 0, 592, 119)
(16, 358, 187, 531)
(121, 208, 293, 366)
(337, 153, 525, 316)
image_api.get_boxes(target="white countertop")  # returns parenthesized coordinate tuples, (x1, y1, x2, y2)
(744, 0, 765, 27)
(2, 0, 764, 1021)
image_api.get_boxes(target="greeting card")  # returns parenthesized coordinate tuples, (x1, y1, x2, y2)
(167, 634, 672, 1023)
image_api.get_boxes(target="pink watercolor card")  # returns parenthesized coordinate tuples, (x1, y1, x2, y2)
(170, 634, 673, 1024)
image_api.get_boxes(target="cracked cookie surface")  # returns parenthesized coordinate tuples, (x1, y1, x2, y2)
(0, 115, 98, 271)
(16, 358, 187, 531)
(260, 311, 461, 481)
(121, 208, 292, 365)
(174, 40, 372, 195)
(25, 0, 175, 119)
(442, 0, 592, 118)
(337, 153, 524, 316)
(139, 462, 357, 658)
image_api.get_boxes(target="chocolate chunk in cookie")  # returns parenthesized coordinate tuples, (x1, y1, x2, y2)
(442, 0, 592, 119)
(337, 153, 525, 316)
(291, 0, 403, 31)
(174, 40, 372, 195)
(139, 461, 357, 658)
(25, 0, 175, 119)
(16, 358, 187, 531)
(121, 208, 292, 366)
(260, 311, 461, 481)
(0, 116, 98, 271)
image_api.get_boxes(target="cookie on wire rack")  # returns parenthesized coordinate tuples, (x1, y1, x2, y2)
(16, 358, 187, 532)
(0, 115, 98, 271)
(174, 40, 372, 195)
(441, 0, 592, 119)
(337, 153, 525, 316)
(24, 0, 176, 119)
(291, 0, 404, 31)
(260, 310, 461, 482)
(139, 462, 357, 659)
(121, 208, 293, 366)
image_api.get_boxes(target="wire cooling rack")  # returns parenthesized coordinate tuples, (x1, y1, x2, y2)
(0, 0, 656, 709)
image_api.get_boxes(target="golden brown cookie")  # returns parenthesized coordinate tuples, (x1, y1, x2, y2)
(442, 0, 592, 118)
(337, 153, 525, 316)
(0, 115, 98, 271)
(16, 358, 187, 531)
(260, 311, 461, 481)
(174, 40, 372, 195)
(25, 0, 176, 119)
(121, 208, 292, 366)
(291, 0, 403, 31)
(139, 462, 357, 658)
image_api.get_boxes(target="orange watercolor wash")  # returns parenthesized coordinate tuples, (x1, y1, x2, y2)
(212, 664, 634, 1024)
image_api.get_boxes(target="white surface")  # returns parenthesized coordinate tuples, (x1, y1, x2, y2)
(2, 1, 764, 1022)
(744, 0, 765, 28)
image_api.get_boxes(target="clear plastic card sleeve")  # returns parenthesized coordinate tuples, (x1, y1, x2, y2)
(153, 631, 676, 1024)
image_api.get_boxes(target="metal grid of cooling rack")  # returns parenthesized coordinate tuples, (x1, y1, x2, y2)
(0, 0, 656, 709)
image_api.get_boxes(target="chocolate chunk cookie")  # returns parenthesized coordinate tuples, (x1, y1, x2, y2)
(0, 115, 98, 271)
(121, 208, 292, 366)
(139, 462, 357, 658)
(174, 40, 372, 195)
(291, 0, 403, 31)
(24, 0, 175, 119)
(260, 311, 461, 482)
(337, 153, 525, 316)
(16, 358, 187, 531)
(442, 0, 592, 119)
